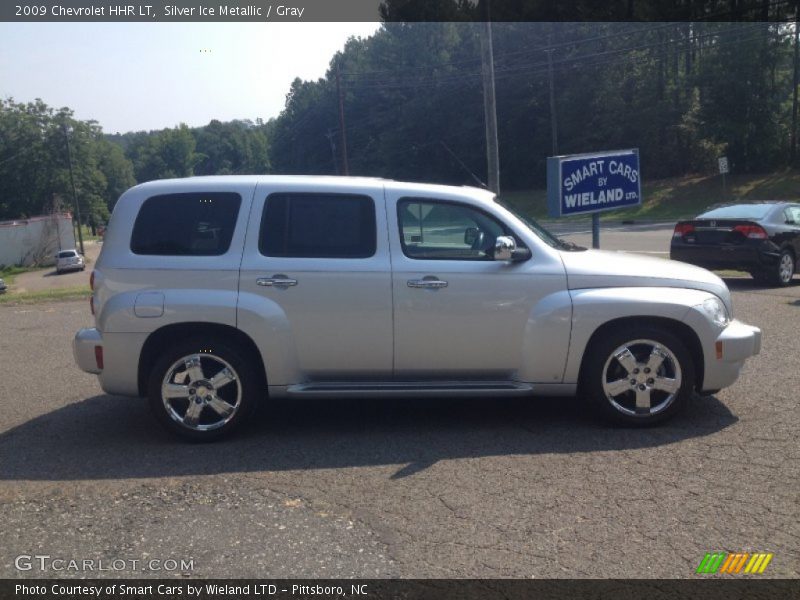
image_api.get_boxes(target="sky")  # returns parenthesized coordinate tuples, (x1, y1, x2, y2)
(0, 22, 381, 133)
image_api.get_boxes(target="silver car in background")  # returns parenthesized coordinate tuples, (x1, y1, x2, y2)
(56, 249, 85, 274)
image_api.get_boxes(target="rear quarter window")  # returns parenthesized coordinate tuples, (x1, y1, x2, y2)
(131, 192, 241, 256)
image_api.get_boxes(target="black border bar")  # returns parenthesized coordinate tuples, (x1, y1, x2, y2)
(2, 0, 799, 23)
(2, 579, 799, 600)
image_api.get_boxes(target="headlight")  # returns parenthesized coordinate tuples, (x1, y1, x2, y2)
(702, 297, 730, 328)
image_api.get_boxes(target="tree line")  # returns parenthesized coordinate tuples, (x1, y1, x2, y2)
(1, 16, 798, 224)
(270, 19, 798, 190)
(0, 100, 270, 224)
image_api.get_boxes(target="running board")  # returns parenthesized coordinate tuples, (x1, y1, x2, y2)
(285, 381, 535, 398)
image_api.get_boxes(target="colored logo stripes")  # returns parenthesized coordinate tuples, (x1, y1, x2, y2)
(696, 552, 773, 574)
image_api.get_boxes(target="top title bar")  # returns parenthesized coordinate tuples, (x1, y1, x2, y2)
(2, 0, 799, 22)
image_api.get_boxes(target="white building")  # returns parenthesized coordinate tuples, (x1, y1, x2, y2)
(0, 213, 77, 267)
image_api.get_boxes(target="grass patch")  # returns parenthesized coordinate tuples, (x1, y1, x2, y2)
(78, 224, 102, 242)
(0, 286, 90, 305)
(500, 168, 800, 222)
(0, 265, 45, 285)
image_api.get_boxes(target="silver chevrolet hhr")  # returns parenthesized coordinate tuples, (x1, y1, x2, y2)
(73, 176, 761, 441)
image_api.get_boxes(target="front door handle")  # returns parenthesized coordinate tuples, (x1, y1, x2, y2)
(407, 277, 448, 289)
(257, 275, 298, 288)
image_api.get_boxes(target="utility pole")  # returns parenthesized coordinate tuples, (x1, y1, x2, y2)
(792, 13, 799, 162)
(325, 129, 339, 174)
(335, 62, 349, 176)
(63, 124, 85, 256)
(479, 0, 500, 194)
(546, 48, 559, 156)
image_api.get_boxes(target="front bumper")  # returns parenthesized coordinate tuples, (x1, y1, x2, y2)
(702, 320, 762, 392)
(73, 327, 103, 374)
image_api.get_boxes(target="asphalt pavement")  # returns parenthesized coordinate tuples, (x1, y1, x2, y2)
(0, 225, 798, 579)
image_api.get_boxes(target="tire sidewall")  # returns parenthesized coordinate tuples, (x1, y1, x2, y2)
(147, 337, 261, 441)
(774, 250, 795, 286)
(583, 326, 695, 426)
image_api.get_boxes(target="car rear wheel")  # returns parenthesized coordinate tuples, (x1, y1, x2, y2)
(583, 326, 695, 426)
(147, 338, 260, 441)
(769, 250, 795, 287)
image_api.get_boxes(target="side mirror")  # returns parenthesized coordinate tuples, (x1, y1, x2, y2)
(464, 227, 480, 245)
(493, 236, 515, 261)
(493, 235, 531, 262)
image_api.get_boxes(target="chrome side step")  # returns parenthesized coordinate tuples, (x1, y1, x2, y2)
(285, 380, 535, 398)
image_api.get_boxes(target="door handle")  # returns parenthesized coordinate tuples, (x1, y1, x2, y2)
(407, 278, 448, 289)
(257, 275, 298, 288)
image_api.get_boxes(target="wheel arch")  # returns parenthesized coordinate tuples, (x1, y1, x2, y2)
(577, 316, 704, 393)
(137, 322, 267, 397)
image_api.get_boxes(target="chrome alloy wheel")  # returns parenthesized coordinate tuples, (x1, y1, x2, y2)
(601, 339, 682, 417)
(779, 253, 794, 284)
(161, 353, 241, 431)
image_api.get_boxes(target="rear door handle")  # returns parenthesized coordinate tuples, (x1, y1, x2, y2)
(407, 278, 448, 289)
(257, 275, 298, 288)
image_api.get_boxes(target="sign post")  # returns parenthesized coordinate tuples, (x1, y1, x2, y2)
(718, 156, 729, 195)
(547, 149, 642, 249)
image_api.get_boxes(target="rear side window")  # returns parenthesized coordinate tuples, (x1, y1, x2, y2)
(698, 204, 772, 220)
(259, 193, 376, 258)
(131, 193, 241, 256)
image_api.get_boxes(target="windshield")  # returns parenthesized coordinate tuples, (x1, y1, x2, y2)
(698, 204, 774, 220)
(494, 197, 584, 251)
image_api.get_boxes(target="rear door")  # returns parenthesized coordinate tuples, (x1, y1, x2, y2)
(239, 182, 393, 382)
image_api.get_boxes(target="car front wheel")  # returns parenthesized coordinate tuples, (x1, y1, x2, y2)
(147, 338, 260, 441)
(583, 326, 695, 426)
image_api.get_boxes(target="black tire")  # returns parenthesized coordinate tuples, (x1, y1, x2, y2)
(768, 249, 795, 287)
(582, 325, 695, 426)
(147, 337, 261, 441)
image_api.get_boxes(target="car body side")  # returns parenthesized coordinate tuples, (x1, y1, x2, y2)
(78, 176, 758, 402)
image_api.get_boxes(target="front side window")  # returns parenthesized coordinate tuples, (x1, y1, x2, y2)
(131, 192, 241, 256)
(259, 193, 376, 258)
(398, 198, 509, 260)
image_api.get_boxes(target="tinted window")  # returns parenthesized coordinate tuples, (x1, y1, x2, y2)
(58, 250, 77, 258)
(259, 193, 376, 258)
(398, 198, 508, 260)
(698, 204, 773, 220)
(131, 193, 241, 256)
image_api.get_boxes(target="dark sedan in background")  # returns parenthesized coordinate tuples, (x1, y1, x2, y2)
(671, 201, 800, 286)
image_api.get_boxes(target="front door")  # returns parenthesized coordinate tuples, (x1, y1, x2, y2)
(387, 193, 549, 380)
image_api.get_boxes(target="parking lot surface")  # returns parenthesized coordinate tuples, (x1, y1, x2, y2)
(0, 228, 798, 578)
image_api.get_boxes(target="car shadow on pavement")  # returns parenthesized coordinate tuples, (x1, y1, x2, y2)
(0, 393, 737, 481)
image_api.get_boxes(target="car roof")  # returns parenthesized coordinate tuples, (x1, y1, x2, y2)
(129, 175, 494, 203)
(704, 200, 793, 209)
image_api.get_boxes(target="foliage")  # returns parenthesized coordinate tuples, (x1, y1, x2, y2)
(268, 20, 800, 190)
(1, 100, 271, 222)
(0, 99, 120, 224)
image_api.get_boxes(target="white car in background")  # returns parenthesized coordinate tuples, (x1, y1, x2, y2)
(56, 249, 85, 274)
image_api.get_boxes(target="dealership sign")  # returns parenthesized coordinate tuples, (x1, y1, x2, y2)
(547, 149, 641, 217)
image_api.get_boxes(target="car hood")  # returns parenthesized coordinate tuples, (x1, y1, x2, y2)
(560, 249, 732, 312)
